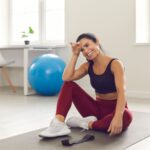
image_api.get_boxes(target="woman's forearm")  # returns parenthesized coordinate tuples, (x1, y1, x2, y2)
(62, 54, 79, 81)
(115, 91, 126, 117)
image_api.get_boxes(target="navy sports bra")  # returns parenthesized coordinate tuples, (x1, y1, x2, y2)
(88, 59, 117, 94)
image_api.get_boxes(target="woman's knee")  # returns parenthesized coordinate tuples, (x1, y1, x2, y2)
(123, 109, 133, 130)
(63, 81, 78, 88)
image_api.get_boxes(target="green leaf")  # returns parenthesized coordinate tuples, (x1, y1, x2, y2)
(28, 26, 34, 34)
(21, 26, 34, 38)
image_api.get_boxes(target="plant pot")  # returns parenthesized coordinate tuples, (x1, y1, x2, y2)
(24, 40, 30, 45)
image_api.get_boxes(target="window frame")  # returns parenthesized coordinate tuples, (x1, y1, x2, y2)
(8, 0, 65, 45)
(135, 0, 150, 45)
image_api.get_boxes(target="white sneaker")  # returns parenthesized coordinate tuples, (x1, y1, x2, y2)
(66, 116, 97, 130)
(39, 118, 71, 138)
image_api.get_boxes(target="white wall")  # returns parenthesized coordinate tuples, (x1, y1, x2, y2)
(65, 0, 150, 98)
(0, 0, 8, 45)
(1, 0, 150, 98)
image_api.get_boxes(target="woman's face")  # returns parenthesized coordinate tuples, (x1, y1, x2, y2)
(79, 38, 100, 60)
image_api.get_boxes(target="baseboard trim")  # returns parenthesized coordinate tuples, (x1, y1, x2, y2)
(126, 91, 150, 99)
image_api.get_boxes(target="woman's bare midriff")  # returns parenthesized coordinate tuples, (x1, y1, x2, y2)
(96, 92, 117, 100)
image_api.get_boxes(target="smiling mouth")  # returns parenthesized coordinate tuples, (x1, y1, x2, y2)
(87, 51, 93, 57)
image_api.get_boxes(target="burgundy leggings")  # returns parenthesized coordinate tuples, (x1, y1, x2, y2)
(56, 81, 133, 132)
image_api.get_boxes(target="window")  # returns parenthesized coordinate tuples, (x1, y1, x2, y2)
(136, 0, 150, 43)
(46, 0, 64, 43)
(10, 0, 64, 44)
(11, 0, 39, 43)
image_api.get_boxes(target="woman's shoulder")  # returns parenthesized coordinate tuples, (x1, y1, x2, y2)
(111, 58, 124, 66)
(110, 58, 125, 72)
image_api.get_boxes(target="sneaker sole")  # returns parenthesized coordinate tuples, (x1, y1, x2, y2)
(39, 130, 71, 138)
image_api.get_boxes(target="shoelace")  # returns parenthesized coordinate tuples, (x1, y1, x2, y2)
(49, 119, 65, 132)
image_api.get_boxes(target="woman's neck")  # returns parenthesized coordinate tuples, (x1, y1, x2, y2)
(93, 51, 106, 66)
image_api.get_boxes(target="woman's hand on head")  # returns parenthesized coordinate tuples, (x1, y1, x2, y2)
(70, 42, 81, 56)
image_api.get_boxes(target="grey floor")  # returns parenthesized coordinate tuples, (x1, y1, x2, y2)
(0, 87, 150, 150)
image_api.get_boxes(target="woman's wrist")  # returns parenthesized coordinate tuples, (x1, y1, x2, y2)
(114, 111, 124, 118)
(72, 53, 79, 58)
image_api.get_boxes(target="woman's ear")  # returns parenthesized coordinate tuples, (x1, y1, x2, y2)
(96, 38, 100, 45)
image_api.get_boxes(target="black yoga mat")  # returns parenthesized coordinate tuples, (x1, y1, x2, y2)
(0, 112, 150, 150)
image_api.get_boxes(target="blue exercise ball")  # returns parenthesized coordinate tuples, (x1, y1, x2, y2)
(28, 54, 66, 96)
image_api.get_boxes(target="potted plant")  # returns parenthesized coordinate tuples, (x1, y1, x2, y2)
(21, 26, 34, 45)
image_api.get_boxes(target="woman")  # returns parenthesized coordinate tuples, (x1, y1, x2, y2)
(39, 33, 133, 138)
